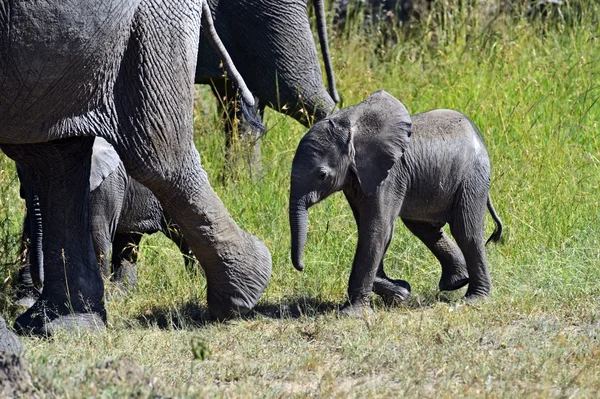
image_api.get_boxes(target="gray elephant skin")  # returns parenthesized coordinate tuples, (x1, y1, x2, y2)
(0, 314, 22, 355)
(0, 0, 271, 334)
(289, 91, 503, 315)
(16, 138, 196, 305)
(196, 0, 339, 169)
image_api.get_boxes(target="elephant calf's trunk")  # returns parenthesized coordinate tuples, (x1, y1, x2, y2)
(290, 199, 309, 272)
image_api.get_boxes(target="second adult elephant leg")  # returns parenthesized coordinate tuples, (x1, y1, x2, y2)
(111, 233, 143, 290)
(1, 138, 105, 334)
(402, 219, 469, 291)
(211, 79, 262, 178)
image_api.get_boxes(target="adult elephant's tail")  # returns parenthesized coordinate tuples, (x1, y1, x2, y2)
(485, 195, 503, 246)
(313, 0, 340, 103)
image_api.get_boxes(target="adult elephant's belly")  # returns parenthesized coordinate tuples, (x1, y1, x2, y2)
(0, 0, 140, 144)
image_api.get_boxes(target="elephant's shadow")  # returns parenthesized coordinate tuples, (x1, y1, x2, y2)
(133, 290, 462, 330)
(134, 297, 339, 330)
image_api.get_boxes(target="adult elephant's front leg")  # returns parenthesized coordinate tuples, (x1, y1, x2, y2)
(2, 138, 105, 335)
(109, 2, 271, 320)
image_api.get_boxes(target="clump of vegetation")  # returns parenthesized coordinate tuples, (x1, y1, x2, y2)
(0, 0, 598, 396)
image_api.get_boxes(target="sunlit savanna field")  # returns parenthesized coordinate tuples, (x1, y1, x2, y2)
(1, 1, 599, 397)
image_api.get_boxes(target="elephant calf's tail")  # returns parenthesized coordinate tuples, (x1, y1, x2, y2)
(485, 195, 503, 246)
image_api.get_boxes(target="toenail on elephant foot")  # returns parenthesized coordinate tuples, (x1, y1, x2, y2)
(373, 277, 410, 305)
(439, 275, 469, 291)
(14, 300, 106, 336)
(338, 300, 374, 318)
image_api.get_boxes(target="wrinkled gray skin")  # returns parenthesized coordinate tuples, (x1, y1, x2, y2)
(0, 0, 271, 335)
(196, 0, 339, 173)
(0, 314, 22, 355)
(16, 138, 196, 304)
(289, 91, 503, 316)
(89, 140, 196, 288)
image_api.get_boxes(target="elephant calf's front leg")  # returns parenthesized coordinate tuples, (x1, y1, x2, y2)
(342, 212, 397, 317)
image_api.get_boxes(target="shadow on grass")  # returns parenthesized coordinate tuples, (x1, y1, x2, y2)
(133, 290, 466, 330)
(134, 297, 340, 330)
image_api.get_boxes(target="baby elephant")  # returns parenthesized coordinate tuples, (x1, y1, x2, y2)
(289, 90, 503, 316)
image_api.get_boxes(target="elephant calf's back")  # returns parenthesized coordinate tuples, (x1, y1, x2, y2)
(399, 109, 491, 223)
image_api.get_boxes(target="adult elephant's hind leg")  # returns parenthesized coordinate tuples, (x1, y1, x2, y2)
(2, 138, 105, 335)
(111, 233, 142, 293)
(211, 80, 263, 180)
(402, 219, 469, 292)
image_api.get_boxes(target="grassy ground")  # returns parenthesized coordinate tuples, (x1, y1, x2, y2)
(1, 1, 599, 397)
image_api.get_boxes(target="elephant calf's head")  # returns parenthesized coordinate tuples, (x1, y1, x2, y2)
(289, 90, 412, 271)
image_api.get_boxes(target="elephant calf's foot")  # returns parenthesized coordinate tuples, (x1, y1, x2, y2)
(206, 230, 272, 321)
(373, 277, 410, 306)
(439, 271, 469, 292)
(339, 299, 374, 318)
(14, 300, 106, 336)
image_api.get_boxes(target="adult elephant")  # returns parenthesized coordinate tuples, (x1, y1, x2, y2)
(0, 0, 271, 334)
(196, 0, 340, 174)
(16, 138, 196, 307)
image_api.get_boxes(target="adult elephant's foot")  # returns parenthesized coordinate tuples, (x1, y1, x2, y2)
(13, 299, 106, 336)
(205, 230, 272, 321)
(339, 297, 374, 318)
(439, 270, 469, 292)
(373, 277, 410, 305)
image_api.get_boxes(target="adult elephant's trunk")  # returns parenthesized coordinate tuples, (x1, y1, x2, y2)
(28, 193, 44, 287)
(290, 197, 309, 272)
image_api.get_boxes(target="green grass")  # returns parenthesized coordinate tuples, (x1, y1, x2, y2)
(1, 1, 600, 397)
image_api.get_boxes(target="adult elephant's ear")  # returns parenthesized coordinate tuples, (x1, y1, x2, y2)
(345, 90, 412, 195)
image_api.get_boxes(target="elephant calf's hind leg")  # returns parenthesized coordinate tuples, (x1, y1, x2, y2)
(403, 219, 469, 292)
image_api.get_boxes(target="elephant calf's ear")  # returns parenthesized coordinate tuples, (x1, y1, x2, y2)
(90, 137, 122, 191)
(349, 91, 412, 195)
